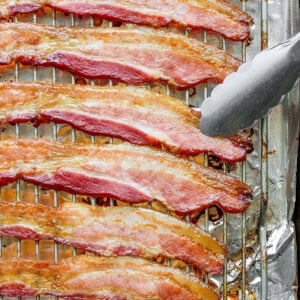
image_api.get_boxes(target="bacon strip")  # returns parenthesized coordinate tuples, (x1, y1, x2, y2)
(0, 0, 252, 41)
(0, 201, 226, 274)
(0, 138, 251, 214)
(0, 256, 219, 299)
(0, 22, 241, 89)
(0, 82, 252, 162)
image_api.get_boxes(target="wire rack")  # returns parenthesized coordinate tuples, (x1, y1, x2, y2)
(0, 1, 269, 299)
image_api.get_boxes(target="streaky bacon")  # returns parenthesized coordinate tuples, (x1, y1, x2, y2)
(0, 256, 219, 299)
(0, 81, 252, 162)
(0, 201, 226, 274)
(0, 0, 253, 41)
(0, 138, 252, 214)
(0, 22, 241, 89)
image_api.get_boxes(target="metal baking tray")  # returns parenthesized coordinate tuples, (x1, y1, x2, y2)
(0, 1, 299, 299)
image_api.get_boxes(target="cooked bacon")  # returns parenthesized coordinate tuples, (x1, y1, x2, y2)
(0, 0, 252, 41)
(0, 256, 219, 299)
(0, 22, 241, 89)
(0, 201, 226, 274)
(0, 138, 251, 214)
(0, 81, 252, 162)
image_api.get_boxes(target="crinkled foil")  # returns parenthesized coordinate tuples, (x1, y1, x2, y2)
(211, 0, 300, 298)
(244, 0, 299, 298)
(215, 0, 300, 298)
(0, 1, 299, 300)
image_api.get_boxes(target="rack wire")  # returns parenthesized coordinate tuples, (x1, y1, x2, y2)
(241, 1, 248, 296)
(0, 1, 270, 299)
(259, 0, 269, 298)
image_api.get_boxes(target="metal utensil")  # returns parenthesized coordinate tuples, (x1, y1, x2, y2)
(199, 32, 300, 137)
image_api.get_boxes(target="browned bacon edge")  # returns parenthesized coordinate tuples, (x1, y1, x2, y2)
(0, 201, 226, 274)
(0, 0, 253, 41)
(0, 22, 241, 89)
(0, 81, 252, 162)
(0, 256, 219, 299)
(0, 138, 252, 214)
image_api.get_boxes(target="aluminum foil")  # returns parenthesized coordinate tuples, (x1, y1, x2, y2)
(0, 1, 299, 299)
(193, 0, 299, 298)
(243, 0, 300, 298)
(210, 0, 300, 298)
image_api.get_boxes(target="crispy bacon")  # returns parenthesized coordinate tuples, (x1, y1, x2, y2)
(0, 138, 251, 214)
(0, 22, 241, 89)
(0, 256, 219, 299)
(0, 81, 252, 162)
(0, 201, 226, 274)
(0, 0, 253, 41)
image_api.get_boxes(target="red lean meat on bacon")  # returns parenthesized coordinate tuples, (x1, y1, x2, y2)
(0, 0, 253, 41)
(0, 256, 219, 299)
(0, 82, 252, 162)
(0, 22, 241, 89)
(0, 201, 226, 274)
(0, 138, 252, 214)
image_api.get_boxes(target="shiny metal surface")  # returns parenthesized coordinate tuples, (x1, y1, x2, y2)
(200, 32, 300, 137)
(259, 1, 269, 299)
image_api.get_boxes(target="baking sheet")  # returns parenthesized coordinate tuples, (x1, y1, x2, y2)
(0, 0, 299, 299)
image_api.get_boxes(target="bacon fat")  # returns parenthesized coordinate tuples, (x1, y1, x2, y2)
(0, 256, 219, 299)
(0, 0, 252, 41)
(0, 138, 251, 214)
(0, 82, 252, 162)
(0, 201, 226, 274)
(0, 22, 241, 89)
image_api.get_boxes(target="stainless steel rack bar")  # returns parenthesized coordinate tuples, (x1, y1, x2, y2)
(260, 0, 269, 298)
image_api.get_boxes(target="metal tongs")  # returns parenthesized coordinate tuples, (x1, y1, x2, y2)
(200, 32, 300, 137)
